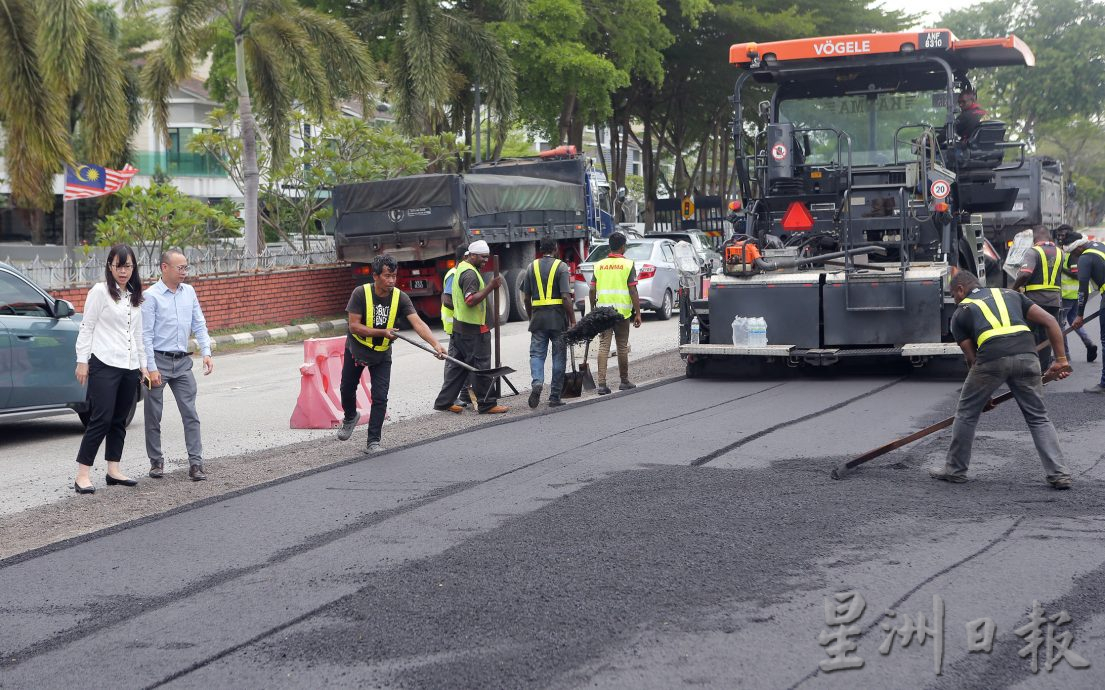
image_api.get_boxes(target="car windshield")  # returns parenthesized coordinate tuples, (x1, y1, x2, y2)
(778, 90, 947, 167)
(586, 242, 653, 262)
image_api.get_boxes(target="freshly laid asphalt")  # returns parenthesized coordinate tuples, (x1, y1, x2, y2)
(2, 359, 1104, 688)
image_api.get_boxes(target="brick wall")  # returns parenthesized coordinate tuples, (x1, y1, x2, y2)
(50, 265, 357, 331)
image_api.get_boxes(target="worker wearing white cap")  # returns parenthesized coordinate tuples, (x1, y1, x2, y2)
(433, 240, 509, 413)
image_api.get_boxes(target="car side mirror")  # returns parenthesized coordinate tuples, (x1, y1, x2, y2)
(54, 299, 74, 318)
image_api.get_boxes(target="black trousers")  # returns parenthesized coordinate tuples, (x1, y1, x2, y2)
(434, 328, 497, 412)
(1031, 304, 1061, 370)
(77, 355, 140, 466)
(340, 350, 392, 444)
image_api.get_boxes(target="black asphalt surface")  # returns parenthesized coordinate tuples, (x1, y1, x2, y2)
(2, 364, 1105, 689)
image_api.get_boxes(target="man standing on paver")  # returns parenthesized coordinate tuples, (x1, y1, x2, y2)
(1068, 238, 1105, 394)
(523, 238, 576, 408)
(433, 240, 508, 414)
(338, 254, 446, 451)
(142, 249, 213, 481)
(930, 272, 1073, 488)
(1012, 226, 1063, 369)
(589, 232, 642, 395)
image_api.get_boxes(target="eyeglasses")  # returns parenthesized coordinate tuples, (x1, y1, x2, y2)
(171, 264, 190, 271)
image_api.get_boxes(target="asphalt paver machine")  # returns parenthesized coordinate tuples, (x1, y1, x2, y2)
(680, 30, 1036, 374)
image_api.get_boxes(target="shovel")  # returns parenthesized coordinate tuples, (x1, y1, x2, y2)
(561, 345, 584, 399)
(578, 338, 596, 390)
(394, 332, 516, 378)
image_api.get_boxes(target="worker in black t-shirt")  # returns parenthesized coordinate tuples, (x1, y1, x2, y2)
(523, 237, 576, 408)
(1068, 240, 1105, 393)
(930, 271, 1073, 488)
(338, 254, 446, 451)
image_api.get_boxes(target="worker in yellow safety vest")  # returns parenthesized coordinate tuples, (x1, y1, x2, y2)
(523, 237, 576, 408)
(589, 231, 642, 396)
(1012, 226, 1063, 369)
(930, 271, 1073, 487)
(440, 244, 475, 408)
(1057, 229, 1098, 364)
(1067, 237, 1105, 393)
(433, 240, 509, 414)
(339, 254, 446, 450)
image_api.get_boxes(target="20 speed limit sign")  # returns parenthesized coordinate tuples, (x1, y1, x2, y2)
(930, 179, 951, 199)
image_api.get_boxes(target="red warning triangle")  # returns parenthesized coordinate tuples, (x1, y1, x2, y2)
(781, 202, 815, 231)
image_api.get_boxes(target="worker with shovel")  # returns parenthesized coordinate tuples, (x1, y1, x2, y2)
(1067, 239, 1105, 394)
(338, 254, 447, 452)
(433, 240, 509, 414)
(523, 238, 576, 408)
(929, 272, 1074, 488)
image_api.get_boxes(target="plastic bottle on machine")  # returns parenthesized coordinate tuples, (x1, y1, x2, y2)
(731, 316, 748, 346)
(690, 316, 701, 344)
(749, 317, 768, 347)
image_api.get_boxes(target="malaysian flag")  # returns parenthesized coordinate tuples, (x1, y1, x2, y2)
(64, 164, 138, 200)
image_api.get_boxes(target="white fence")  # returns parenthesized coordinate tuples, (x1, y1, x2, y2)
(4, 242, 340, 290)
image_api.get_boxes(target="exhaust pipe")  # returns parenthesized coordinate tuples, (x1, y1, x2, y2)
(753, 245, 887, 272)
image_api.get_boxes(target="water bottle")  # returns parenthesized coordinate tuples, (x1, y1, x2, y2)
(690, 316, 701, 344)
(750, 317, 768, 347)
(731, 316, 748, 346)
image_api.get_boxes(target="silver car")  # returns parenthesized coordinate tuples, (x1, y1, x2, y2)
(577, 238, 689, 320)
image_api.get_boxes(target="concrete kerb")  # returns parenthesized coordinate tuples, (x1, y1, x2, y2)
(192, 318, 347, 352)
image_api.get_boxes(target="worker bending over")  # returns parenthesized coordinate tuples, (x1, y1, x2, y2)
(1068, 238, 1105, 394)
(930, 272, 1073, 488)
(1012, 226, 1063, 369)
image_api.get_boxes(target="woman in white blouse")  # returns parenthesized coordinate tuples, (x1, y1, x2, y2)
(73, 244, 149, 494)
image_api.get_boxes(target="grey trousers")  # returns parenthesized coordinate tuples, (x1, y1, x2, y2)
(943, 353, 1070, 481)
(145, 352, 203, 466)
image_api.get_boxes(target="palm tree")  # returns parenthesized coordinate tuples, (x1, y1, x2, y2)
(353, 0, 519, 147)
(145, 0, 376, 257)
(0, 0, 131, 210)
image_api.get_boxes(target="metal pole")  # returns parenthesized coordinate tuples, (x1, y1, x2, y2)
(62, 200, 77, 248)
(473, 78, 481, 164)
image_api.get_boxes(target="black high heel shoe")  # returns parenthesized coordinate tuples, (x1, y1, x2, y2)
(105, 475, 138, 487)
(74, 481, 95, 494)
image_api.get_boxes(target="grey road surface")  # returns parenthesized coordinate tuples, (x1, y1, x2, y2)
(0, 319, 677, 516)
(2, 350, 1103, 688)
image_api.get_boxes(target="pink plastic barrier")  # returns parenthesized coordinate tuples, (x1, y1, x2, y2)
(289, 336, 371, 429)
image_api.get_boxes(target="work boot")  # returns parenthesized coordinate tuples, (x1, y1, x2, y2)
(548, 398, 565, 407)
(596, 385, 612, 396)
(1087, 344, 1099, 363)
(435, 404, 464, 413)
(528, 383, 543, 409)
(1048, 476, 1073, 490)
(336, 415, 358, 441)
(618, 381, 636, 391)
(1084, 383, 1105, 394)
(928, 468, 967, 483)
(480, 405, 509, 414)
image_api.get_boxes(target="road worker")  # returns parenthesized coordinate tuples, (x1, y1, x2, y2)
(1012, 226, 1063, 368)
(589, 231, 642, 395)
(1058, 231, 1098, 363)
(1068, 238, 1105, 394)
(930, 272, 1073, 488)
(523, 238, 576, 408)
(338, 254, 446, 451)
(433, 240, 508, 414)
(441, 244, 474, 408)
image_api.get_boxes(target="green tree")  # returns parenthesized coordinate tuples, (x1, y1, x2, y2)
(0, 0, 131, 210)
(1037, 119, 1105, 226)
(95, 182, 241, 270)
(192, 111, 465, 247)
(144, 0, 376, 258)
(941, 0, 1105, 138)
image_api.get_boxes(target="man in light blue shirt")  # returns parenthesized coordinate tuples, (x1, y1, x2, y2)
(141, 249, 214, 481)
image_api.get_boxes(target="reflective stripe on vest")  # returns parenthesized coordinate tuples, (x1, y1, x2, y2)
(351, 284, 401, 351)
(1025, 245, 1061, 292)
(451, 261, 486, 325)
(960, 288, 1031, 347)
(441, 267, 456, 335)
(1085, 248, 1105, 293)
(531, 258, 564, 307)
(594, 256, 633, 318)
(1061, 253, 1079, 300)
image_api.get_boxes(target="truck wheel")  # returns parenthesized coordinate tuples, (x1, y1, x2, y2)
(491, 278, 511, 328)
(506, 268, 528, 322)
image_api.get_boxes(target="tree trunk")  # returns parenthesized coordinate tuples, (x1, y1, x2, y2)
(641, 116, 655, 232)
(235, 33, 261, 259)
(557, 92, 576, 145)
